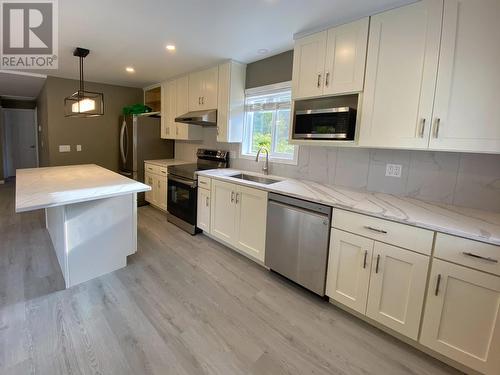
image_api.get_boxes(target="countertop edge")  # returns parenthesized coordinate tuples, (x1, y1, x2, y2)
(16, 186, 150, 213)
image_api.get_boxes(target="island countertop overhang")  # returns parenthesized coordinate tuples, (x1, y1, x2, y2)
(15, 164, 150, 213)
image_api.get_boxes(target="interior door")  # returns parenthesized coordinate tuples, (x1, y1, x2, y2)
(420, 260, 500, 374)
(429, 0, 500, 153)
(2, 109, 37, 177)
(359, 0, 443, 149)
(326, 229, 374, 314)
(366, 242, 429, 340)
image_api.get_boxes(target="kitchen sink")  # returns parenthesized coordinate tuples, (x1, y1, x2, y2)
(229, 173, 280, 185)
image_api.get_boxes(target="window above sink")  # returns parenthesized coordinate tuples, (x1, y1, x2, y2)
(240, 81, 299, 165)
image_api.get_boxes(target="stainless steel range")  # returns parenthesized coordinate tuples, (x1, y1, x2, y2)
(167, 149, 229, 234)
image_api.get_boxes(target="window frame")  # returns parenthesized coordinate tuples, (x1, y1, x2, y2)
(239, 81, 298, 165)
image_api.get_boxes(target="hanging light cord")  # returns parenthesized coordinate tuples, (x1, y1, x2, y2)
(79, 55, 84, 96)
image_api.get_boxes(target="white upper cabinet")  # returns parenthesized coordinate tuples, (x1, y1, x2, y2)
(359, 0, 443, 149)
(429, 0, 500, 153)
(161, 80, 177, 140)
(188, 66, 219, 111)
(292, 31, 327, 100)
(161, 76, 202, 141)
(323, 18, 369, 96)
(217, 61, 246, 143)
(175, 75, 203, 141)
(292, 18, 369, 100)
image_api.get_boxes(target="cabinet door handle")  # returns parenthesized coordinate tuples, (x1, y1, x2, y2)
(463, 252, 498, 263)
(202, 96, 205, 105)
(317, 73, 322, 88)
(433, 118, 441, 138)
(419, 118, 426, 138)
(375, 254, 380, 274)
(206, 196, 209, 207)
(325, 72, 330, 87)
(231, 191, 235, 203)
(435, 274, 442, 296)
(363, 250, 368, 269)
(364, 226, 388, 234)
(235, 192, 240, 204)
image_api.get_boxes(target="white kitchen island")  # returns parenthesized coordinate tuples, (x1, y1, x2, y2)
(15, 164, 150, 288)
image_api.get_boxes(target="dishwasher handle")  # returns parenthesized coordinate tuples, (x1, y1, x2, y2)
(268, 192, 332, 216)
(268, 199, 331, 224)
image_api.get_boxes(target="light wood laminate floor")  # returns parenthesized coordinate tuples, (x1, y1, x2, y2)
(0, 180, 461, 375)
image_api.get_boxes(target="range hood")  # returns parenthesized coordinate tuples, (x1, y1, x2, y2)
(175, 109, 217, 126)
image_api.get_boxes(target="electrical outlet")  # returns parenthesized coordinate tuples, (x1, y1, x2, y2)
(385, 164, 402, 178)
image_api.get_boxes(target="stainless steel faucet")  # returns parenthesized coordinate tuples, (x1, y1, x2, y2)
(255, 147, 269, 175)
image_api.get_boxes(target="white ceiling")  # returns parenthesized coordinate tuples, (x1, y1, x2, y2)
(26, 0, 416, 88)
(0, 71, 46, 99)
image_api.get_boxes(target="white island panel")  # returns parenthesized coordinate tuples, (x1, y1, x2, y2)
(16, 164, 149, 289)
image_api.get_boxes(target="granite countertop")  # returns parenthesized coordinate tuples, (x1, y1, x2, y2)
(197, 169, 500, 246)
(16, 164, 150, 213)
(144, 159, 190, 168)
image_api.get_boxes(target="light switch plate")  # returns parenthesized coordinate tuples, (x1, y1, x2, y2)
(385, 164, 402, 178)
(59, 145, 71, 152)
(76, 145, 82, 152)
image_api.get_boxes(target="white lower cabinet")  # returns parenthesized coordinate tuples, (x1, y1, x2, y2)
(145, 172, 154, 204)
(197, 187, 211, 232)
(366, 242, 429, 340)
(326, 229, 373, 314)
(234, 185, 268, 262)
(210, 179, 267, 262)
(144, 165, 167, 211)
(210, 180, 237, 243)
(420, 259, 500, 375)
(326, 229, 429, 340)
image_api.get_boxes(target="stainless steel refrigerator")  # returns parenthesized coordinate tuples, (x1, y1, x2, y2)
(118, 114, 174, 205)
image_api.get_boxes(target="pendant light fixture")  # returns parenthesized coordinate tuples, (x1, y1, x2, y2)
(64, 47, 104, 117)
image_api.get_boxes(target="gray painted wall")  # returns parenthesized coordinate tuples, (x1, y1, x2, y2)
(36, 76, 173, 171)
(246, 51, 293, 89)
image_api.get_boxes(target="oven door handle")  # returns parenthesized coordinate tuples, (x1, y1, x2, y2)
(168, 175, 197, 188)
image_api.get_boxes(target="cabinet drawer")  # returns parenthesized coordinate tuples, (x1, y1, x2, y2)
(145, 163, 160, 175)
(434, 233, 500, 276)
(333, 209, 434, 255)
(198, 176, 211, 189)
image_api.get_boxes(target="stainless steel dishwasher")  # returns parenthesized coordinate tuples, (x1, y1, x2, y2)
(265, 193, 332, 296)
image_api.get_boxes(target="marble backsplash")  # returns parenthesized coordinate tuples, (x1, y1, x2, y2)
(174, 127, 500, 213)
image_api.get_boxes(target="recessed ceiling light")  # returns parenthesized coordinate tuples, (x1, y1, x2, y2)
(258, 48, 269, 54)
(166, 44, 176, 51)
(125, 67, 135, 73)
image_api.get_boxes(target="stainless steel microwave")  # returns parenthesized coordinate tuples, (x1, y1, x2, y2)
(292, 107, 356, 140)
